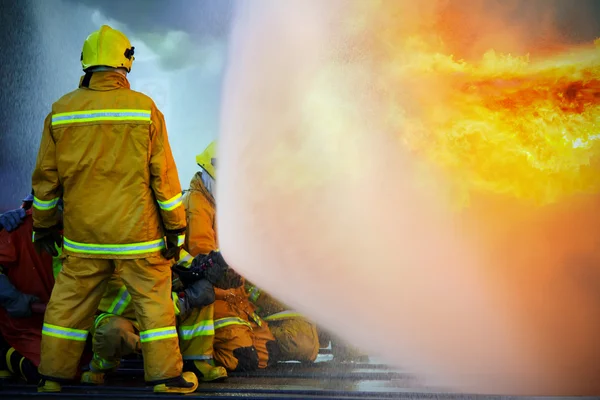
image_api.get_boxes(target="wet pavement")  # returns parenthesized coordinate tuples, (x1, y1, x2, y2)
(1, 357, 597, 399)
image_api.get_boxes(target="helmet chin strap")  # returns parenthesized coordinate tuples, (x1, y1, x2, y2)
(81, 71, 93, 88)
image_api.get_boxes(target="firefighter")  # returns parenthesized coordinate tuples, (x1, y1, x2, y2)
(245, 282, 320, 363)
(80, 249, 231, 385)
(184, 142, 276, 372)
(32, 25, 197, 394)
(0, 194, 65, 383)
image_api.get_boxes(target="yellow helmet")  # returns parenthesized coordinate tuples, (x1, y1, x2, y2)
(196, 141, 217, 179)
(81, 25, 135, 72)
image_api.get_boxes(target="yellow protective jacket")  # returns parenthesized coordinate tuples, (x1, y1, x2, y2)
(182, 172, 216, 257)
(32, 71, 185, 259)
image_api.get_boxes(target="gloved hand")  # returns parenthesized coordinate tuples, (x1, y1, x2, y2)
(0, 274, 39, 318)
(196, 251, 229, 285)
(174, 250, 243, 290)
(178, 279, 215, 316)
(33, 226, 62, 257)
(0, 208, 26, 232)
(162, 228, 186, 261)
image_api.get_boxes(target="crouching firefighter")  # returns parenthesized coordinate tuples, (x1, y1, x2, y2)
(184, 141, 277, 372)
(82, 250, 243, 384)
(245, 282, 320, 363)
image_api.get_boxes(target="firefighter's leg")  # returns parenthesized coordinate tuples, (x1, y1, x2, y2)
(117, 256, 198, 393)
(82, 314, 140, 385)
(38, 256, 113, 392)
(178, 303, 227, 382)
(250, 319, 277, 369)
(213, 318, 257, 372)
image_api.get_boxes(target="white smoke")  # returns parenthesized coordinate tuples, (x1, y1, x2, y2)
(218, 0, 600, 395)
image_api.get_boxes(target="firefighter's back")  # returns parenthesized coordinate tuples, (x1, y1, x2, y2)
(51, 71, 164, 256)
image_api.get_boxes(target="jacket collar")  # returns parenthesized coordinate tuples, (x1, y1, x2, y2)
(78, 71, 130, 91)
(189, 172, 215, 206)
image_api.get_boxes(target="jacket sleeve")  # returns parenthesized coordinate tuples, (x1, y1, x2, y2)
(31, 112, 62, 229)
(149, 104, 186, 234)
(185, 192, 217, 257)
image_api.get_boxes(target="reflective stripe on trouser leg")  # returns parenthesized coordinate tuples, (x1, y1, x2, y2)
(213, 320, 254, 371)
(39, 257, 114, 380)
(115, 257, 183, 382)
(179, 303, 215, 361)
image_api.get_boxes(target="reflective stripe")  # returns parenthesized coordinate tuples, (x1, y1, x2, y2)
(51, 109, 151, 126)
(139, 326, 178, 343)
(33, 196, 60, 211)
(182, 355, 213, 361)
(63, 237, 165, 255)
(90, 352, 119, 372)
(214, 317, 252, 330)
(107, 286, 131, 315)
(94, 313, 115, 330)
(172, 293, 181, 316)
(42, 323, 88, 341)
(179, 320, 215, 340)
(177, 250, 193, 268)
(248, 286, 261, 303)
(250, 312, 263, 327)
(157, 193, 183, 212)
(177, 234, 185, 247)
(263, 311, 305, 321)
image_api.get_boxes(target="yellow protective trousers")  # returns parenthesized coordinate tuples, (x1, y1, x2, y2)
(38, 255, 182, 383)
(213, 299, 275, 371)
(88, 305, 216, 373)
(213, 315, 255, 371)
(178, 303, 216, 362)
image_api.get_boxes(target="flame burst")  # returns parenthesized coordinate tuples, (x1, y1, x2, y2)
(345, 2, 600, 205)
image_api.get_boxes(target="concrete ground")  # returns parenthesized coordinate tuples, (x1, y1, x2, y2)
(0, 356, 595, 399)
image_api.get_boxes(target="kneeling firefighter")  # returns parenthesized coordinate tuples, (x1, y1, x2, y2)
(245, 282, 320, 363)
(185, 142, 277, 372)
(82, 250, 242, 384)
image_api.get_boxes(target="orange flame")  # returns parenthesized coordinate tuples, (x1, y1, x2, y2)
(346, 2, 600, 205)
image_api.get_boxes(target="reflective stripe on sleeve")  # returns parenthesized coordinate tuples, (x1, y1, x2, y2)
(33, 196, 60, 211)
(172, 293, 181, 316)
(42, 323, 88, 341)
(263, 311, 305, 321)
(177, 250, 193, 268)
(214, 317, 252, 330)
(248, 286, 261, 303)
(177, 234, 185, 247)
(157, 193, 183, 212)
(179, 320, 215, 340)
(51, 109, 151, 126)
(139, 326, 178, 343)
(63, 237, 165, 256)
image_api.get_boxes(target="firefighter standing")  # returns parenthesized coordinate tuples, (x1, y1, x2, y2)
(32, 25, 197, 394)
